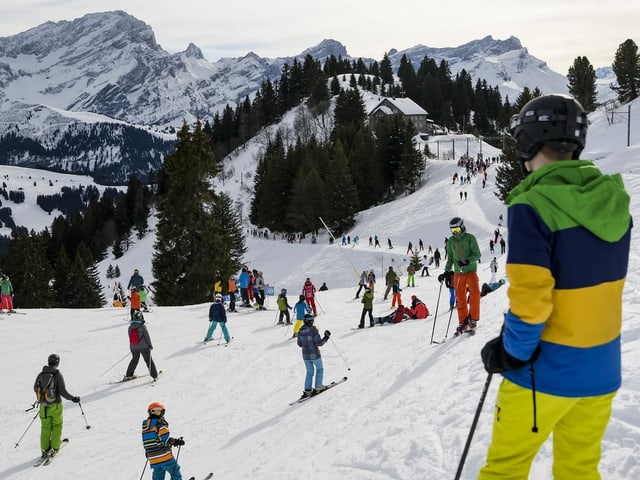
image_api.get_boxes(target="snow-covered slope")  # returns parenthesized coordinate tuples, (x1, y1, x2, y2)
(0, 99, 638, 479)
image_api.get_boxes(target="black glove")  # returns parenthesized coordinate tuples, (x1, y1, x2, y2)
(437, 272, 446, 283)
(169, 437, 185, 446)
(481, 335, 533, 374)
(458, 259, 470, 267)
(72, 396, 80, 403)
(324, 330, 331, 338)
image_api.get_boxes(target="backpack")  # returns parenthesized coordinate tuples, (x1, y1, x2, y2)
(129, 327, 140, 345)
(35, 371, 57, 406)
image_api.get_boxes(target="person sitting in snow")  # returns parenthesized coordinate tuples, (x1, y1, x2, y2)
(375, 304, 410, 325)
(480, 279, 506, 297)
(408, 295, 429, 319)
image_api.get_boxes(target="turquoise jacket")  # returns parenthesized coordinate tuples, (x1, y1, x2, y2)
(503, 160, 631, 396)
(0, 278, 13, 295)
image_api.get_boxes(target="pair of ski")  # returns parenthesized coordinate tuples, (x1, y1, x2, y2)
(188, 474, 213, 480)
(33, 438, 68, 466)
(200, 337, 233, 347)
(289, 377, 348, 405)
(109, 371, 163, 384)
(432, 328, 475, 345)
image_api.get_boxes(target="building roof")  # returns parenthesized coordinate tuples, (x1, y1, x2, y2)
(370, 97, 429, 116)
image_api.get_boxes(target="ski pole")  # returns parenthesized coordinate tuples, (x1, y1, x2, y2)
(315, 298, 326, 315)
(78, 402, 91, 429)
(98, 352, 130, 377)
(455, 373, 493, 480)
(216, 331, 224, 346)
(329, 337, 351, 371)
(429, 282, 443, 344)
(444, 273, 462, 339)
(138, 458, 148, 480)
(14, 410, 39, 448)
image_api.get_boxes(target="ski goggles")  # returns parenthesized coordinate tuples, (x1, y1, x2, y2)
(450, 226, 462, 234)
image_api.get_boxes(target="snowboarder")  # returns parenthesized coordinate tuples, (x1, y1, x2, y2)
(297, 314, 330, 398)
(442, 217, 481, 335)
(205, 294, 231, 343)
(124, 311, 159, 381)
(479, 94, 631, 479)
(34, 354, 80, 459)
(141, 402, 185, 480)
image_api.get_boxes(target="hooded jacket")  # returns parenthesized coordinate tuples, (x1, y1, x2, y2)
(502, 160, 631, 397)
(129, 319, 153, 353)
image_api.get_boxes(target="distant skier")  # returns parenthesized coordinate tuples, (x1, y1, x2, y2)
(358, 287, 374, 328)
(0, 274, 15, 312)
(124, 311, 159, 381)
(355, 270, 368, 299)
(205, 294, 231, 344)
(276, 288, 293, 325)
(292, 294, 312, 339)
(302, 278, 317, 316)
(127, 268, 144, 291)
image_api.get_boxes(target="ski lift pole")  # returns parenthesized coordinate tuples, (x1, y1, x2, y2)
(319, 217, 360, 280)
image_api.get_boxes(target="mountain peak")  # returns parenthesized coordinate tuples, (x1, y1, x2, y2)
(185, 42, 204, 59)
(298, 39, 348, 59)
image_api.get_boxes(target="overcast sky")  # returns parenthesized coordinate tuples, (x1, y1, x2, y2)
(1, 0, 638, 73)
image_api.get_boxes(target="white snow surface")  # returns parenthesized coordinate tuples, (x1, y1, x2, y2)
(0, 100, 639, 479)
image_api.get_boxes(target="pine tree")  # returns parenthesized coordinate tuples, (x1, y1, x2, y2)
(152, 121, 243, 306)
(494, 135, 524, 202)
(322, 141, 359, 233)
(611, 39, 640, 103)
(567, 56, 597, 112)
(409, 252, 424, 272)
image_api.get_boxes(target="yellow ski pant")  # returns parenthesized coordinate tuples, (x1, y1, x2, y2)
(478, 378, 615, 480)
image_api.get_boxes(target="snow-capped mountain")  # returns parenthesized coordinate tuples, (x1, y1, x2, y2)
(0, 11, 614, 183)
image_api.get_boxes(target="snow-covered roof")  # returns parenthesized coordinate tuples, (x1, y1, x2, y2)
(370, 97, 429, 116)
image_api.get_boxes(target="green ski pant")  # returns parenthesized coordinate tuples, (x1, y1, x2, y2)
(39, 402, 64, 451)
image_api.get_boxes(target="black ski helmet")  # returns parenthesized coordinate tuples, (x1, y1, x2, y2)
(48, 353, 60, 366)
(449, 217, 465, 232)
(303, 313, 315, 324)
(509, 94, 587, 164)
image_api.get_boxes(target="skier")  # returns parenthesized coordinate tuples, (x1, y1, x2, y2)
(34, 354, 80, 460)
(479, 94, 632, 479)
(139, 285, 150, 312)
(297, 314, 330, 398)
(124, 311, 159, 381)
(489, 257, 498, 283)
(406, 241, 414, 254)
(254, 270, 266, 310)
(387, 238, 393, 249)
(204, 294, 231, 343)
(442, 217, 481, 335)
(367, 269, 376, 294)
(128, 286, 142, 320)
(276, 288, 293, 325)
(237, 267, 250, 307)
(375, 304, 409, 325)
(0, 273, 15, 312)
(212, 270, 222, 297)
(127, 268, 144, 291)
(499, 236, 506, 254)
(355, 270, 368, 299)
(421, 255, 431, 277)
(391, 276, 402, 308)
(408, 295, 429, 319)
(141, 402, 185, 480)
(374, 235, 381, 248)
(406, 264, 416, 287)
(433, 248, 441, 268)
(383, 266, 396, 301)
(358, 287, 374, 328)
(227, 274, 237, 312)
(302, 278, 317, 316)
(292, 294, 311, 339)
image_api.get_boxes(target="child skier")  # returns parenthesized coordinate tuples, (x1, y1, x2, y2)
(292, 295, 311, 338)
(276, 288, 293, 325)
(297, 314, 330, 398)
(141, 402, 185, 480)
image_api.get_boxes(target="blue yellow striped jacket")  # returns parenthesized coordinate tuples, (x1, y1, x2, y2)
(502, 160, 631, 397)
(141, 417, 174, 466)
